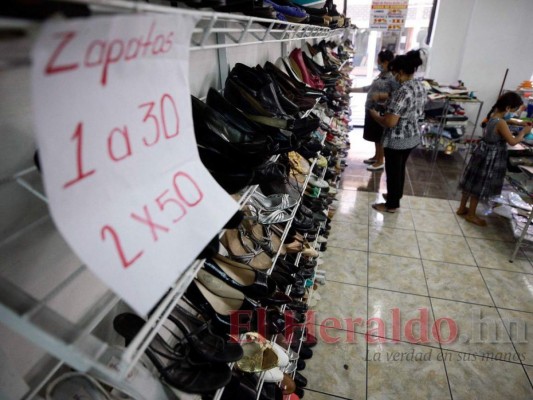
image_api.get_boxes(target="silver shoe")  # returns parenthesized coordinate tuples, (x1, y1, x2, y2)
(245, 204, 292, 225)
(250, 191, 298, 211)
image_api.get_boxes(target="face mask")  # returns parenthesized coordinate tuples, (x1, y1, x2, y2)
(503, 112, 514, 120)
(377, 64, 384, 72)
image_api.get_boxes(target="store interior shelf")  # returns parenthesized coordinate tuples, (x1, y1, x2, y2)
(0, 0, 352, 397)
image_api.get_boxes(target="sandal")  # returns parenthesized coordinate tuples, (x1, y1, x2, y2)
(371, 203, 398, 213)
(464, 214, 487, 226)
(236, 332, 279, 373)
(245, 222, 286, 256)
(220, 228, 273, 270)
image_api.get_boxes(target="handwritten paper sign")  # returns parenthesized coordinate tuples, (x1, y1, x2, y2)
(32, 14, 239, 315)
(370, 0, 408, 32)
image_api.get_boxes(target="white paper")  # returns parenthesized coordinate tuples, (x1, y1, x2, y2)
(32, 14, 238, 315)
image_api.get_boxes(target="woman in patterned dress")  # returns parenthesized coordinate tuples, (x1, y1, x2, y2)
(350, 50, 398, 171)
(369, 49, 427, 212)
(457, 91, 531, 226)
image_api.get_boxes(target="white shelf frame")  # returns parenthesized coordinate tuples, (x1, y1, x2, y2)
(0, 1, 353, 397)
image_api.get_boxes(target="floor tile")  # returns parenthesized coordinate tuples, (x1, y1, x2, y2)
(369, 206, 415, 230)
(319, 247, 367, 286)
(480, 269, 533, 313)
(526, 365, 533, 384)
(367, 342, 450, 400)
(455, 214, 514, 242)
(410, 182, 452, 200)
(367, 288, 436, 344)
(332, 198, 368, 226)
(407, 168, 444, 182)
(304, 329, 366, 400)
(412, 209, 463, 235)
(423, 260, 493, 305)
(417, 232, 476, 266)
(498, 309, 533, 366)
(466, 237, 533, 273)
(368, 253, 427, 296)
(327, 221, 368, 252)
(407, 196, 454, 212)
(369, 226, 420, 258)
(303, 390, 353, 400)
(431, 298, 518, 358)
(313, 281, 367, 334)
(335, 188, 369, 204)
(339, 175, 373, 191)
(445, 351, 533, 399)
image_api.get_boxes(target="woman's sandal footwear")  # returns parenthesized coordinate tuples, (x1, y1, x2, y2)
(456, 207, 469, 216)
(464, 214, 487, 226)
(220, 227, 273, 270)
(371, 203, 398, 213)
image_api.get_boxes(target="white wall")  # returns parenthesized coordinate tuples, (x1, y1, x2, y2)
(427, 0, 533, 116)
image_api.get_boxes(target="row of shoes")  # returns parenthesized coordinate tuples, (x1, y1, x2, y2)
(109, 59, 349, 396)
(43, 38, 351, 400)
(174, 0, 355, 29)
(3, 1, 356, 31)
(192, 43, 352, 196)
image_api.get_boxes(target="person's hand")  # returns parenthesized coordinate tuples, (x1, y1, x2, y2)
(521, 123, 532, 139)
(371, 93, 381, 102)
(369, 109, 380, 119)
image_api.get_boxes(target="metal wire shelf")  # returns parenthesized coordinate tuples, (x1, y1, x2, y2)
(0, 0, 350, 397)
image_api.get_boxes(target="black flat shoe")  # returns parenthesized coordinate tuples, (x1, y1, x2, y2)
(113, 313, 231, 394)
(297, 359, 306, 371)
(294, 346, 313, 360)
(270, 269, 297, 289)
(294, 372, 308, 388)
(167, 305, 243, 363)
(259, 291, 294, 307)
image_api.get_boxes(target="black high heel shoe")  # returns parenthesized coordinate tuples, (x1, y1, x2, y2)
(113, 313, 231, 394)
(198, 259, 293, 308)
(167, 305, 243, 363)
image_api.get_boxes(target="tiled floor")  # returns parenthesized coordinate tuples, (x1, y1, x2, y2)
(302, 129, 533, 399)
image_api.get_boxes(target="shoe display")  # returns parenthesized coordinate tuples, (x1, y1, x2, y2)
(113, 313, 232, 394)
(14, 15, 356, 398)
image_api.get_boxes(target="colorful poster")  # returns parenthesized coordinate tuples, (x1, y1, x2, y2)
(370, 0, 409, 32)
(32, 14, 239, 315)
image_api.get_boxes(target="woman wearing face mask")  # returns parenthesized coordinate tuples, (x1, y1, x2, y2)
(350, 50, 397, 171)
(369, 49, 427, 212)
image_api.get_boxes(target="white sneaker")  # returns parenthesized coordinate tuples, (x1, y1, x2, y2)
(367, 163, 385, 171)
(262, 367, 284, 382)
(271, 342, 290, 368)
(317, 236, 328, 243)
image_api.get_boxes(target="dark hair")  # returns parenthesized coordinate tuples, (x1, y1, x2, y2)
(481, 91, 523, 126)
(388, 49, 424, 75)
(377, 50, 394, 63)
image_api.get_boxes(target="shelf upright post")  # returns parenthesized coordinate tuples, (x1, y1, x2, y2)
(216, 28, 229, 88)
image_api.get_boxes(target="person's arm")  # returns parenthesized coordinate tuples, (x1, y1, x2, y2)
(507, 117, 529, 127)
(368, 109, 400, 128)
(497, 119, 532, 146)
(371, 92, 391, 103)
(349, 84, 371, 93)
